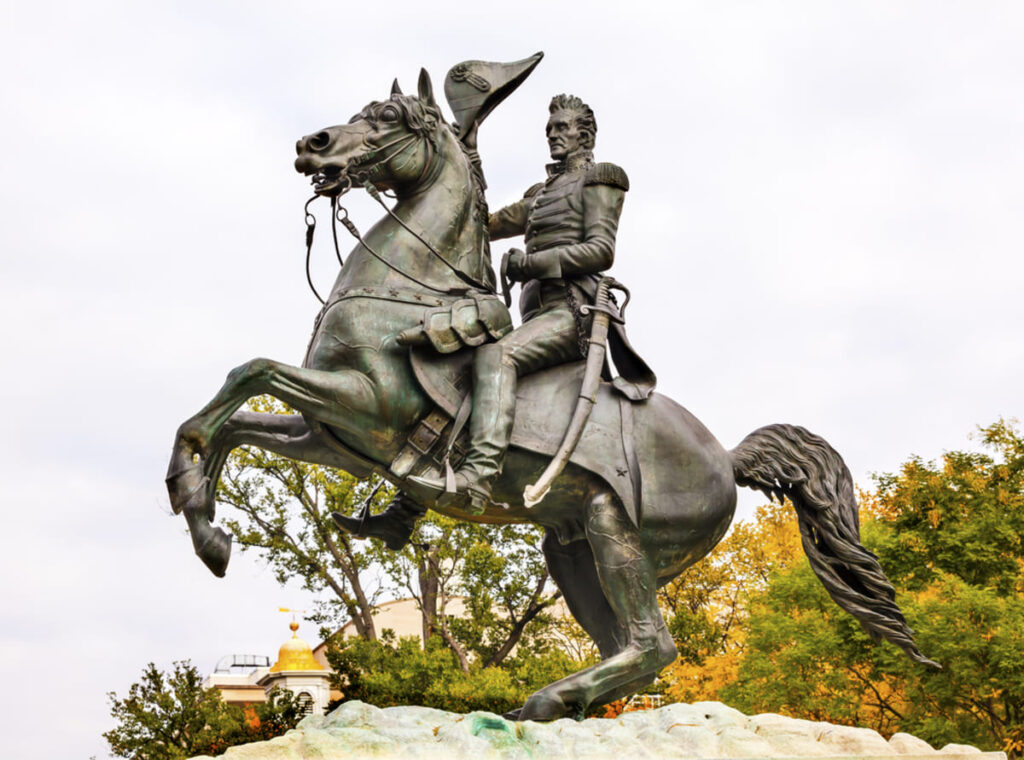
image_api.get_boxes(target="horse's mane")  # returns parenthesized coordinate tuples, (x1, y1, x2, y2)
(388, 94, 493, 280)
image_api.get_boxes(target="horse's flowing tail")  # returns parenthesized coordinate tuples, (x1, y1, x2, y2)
(731, 424, 939, 667)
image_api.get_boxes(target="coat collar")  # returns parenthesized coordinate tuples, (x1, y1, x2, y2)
(545, 150, 594, 178)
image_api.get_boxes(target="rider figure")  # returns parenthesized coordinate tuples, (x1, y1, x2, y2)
(411, 93, 629, 506)
(334, 93, 654, 545)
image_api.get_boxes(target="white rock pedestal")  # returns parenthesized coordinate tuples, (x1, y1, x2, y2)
(192, 700, 1008, 760)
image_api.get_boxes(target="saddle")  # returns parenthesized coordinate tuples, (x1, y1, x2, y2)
(392, 347, 643, 526)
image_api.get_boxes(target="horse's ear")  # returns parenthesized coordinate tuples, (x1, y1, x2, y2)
(417, 68, 436, 107)
(391, 78, 403, 96)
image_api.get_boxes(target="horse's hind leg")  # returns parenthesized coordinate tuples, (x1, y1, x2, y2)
(542, 531, 629, 659)
(501, 531, 640, 720)
(519, 491, 677, 721)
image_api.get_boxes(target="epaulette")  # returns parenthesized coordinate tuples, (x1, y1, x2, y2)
(523, 182, 545, 198)
(584, 162, 629, 192)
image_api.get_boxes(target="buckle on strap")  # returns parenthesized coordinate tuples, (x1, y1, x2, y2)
(408, 409, 449, 455)
(391, 408, 451, 479)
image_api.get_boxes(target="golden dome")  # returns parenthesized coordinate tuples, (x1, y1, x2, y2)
(268, 621, 325, 672)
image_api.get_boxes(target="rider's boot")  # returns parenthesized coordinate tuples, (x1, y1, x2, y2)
(410, 344, 516, 512)
(331, 491, 428, 551)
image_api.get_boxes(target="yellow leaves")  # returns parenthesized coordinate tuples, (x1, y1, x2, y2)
(1004, 737, 1024, 756)
(662, 651, 742, 704)
(860, 488, 898, 522)
(659, 500, 804, 702)
(248, 395, 298, 415)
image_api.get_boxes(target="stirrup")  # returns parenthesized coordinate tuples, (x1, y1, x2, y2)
(408, 467, 495, 515)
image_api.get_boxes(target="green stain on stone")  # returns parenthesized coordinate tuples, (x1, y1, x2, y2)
(469, 714, 530, 756)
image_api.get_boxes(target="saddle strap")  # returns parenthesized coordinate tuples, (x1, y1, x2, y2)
(391, 408, 450, 478)
(390, 393, 473, 480)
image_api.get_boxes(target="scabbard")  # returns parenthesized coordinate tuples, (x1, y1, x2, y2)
(523, 278, 614, 508)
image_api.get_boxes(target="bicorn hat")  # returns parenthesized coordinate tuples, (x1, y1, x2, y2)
(444, 52, 544, 143)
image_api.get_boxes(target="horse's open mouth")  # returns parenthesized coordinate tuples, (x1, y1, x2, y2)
(311, 165, 348, 196)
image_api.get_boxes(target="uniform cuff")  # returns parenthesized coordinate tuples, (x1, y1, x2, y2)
(525, 249, 563, 279)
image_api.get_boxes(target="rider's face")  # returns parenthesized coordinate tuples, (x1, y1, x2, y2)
(546, 110, 585, 161)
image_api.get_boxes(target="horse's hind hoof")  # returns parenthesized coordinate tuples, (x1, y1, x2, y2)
(195, 526, 232, 578)
(518, 692, 568, 722)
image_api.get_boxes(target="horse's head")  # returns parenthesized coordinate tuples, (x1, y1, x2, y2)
(295, 70, 446, 197)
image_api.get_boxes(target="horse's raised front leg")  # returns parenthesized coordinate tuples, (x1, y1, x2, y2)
(173, 358, 378, 458)
(167, 359, 380, 574)
(518, 491, 677, 721)
(172, 408, 379, 576)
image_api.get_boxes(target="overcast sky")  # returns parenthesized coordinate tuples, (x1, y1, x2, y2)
(2, 2, 1022, 757)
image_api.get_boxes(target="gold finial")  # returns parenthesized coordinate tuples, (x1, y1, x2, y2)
(269, 607, 324, 672)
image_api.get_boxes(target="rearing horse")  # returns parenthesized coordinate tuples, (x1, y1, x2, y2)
(167, 68, 935, 722)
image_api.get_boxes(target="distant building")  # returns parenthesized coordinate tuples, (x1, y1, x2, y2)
(205, 595, 583, 714)
(203, 598, 451, 711)
(310, 596, 468, 668)
(203, 620, 331, 716)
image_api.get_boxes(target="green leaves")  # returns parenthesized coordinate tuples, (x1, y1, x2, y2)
(103, 661, 302, 759)
(871, 420, 1024, 595)
(721, 420, 1024, 756)
(325, 633, 581, 715)
(218, 397, 391, 637)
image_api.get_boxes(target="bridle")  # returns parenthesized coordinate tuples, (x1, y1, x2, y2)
(302, 124, 491, 303)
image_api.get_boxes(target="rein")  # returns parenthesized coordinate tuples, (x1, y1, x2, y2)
(301, 128, 493, 301)
(303, 186, 351, 305)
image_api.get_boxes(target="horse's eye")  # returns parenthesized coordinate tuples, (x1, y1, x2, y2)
(379, 106, 400, 123)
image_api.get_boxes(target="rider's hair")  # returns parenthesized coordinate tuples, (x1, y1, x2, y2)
(548, 94, 596, 150)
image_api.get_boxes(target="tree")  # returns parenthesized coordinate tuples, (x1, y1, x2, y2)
(104, 660, 302, 759)
(657, 499, 803, 703)
(218, 397, 564, 670)
(388, 519, 563, 670)
(325, 630, 586, 715)
(722, 420, 1024, 757)
(217, 397, 389, 639)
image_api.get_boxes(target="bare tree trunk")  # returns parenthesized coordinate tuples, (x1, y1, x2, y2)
(418, 555, 439, 643)
(438, 622, 471, 674)
(483, 574, 554, 668)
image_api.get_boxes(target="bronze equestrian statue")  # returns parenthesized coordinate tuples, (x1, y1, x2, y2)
(166, 54, 937, 722)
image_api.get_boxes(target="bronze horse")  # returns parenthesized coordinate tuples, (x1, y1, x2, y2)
(166, 67, 935, 721)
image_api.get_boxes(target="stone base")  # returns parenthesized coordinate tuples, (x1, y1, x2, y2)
(192, 700, 1007, 760)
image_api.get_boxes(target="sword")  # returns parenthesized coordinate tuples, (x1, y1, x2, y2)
(523, 277, 625, 508)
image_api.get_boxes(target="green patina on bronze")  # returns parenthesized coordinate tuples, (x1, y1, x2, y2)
(166, 54, 936, 723)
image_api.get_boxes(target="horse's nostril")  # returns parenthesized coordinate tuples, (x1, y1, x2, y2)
(309, 131, 331, 150)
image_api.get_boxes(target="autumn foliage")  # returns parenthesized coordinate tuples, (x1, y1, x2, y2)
(658, 420, 1024, 757)
(657, 499, 803, 704)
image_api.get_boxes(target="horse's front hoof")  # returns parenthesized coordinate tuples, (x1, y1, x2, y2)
(195, 525, 232, 578)
(166, 459, 209, 517)
(518, 692, 569, 722)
